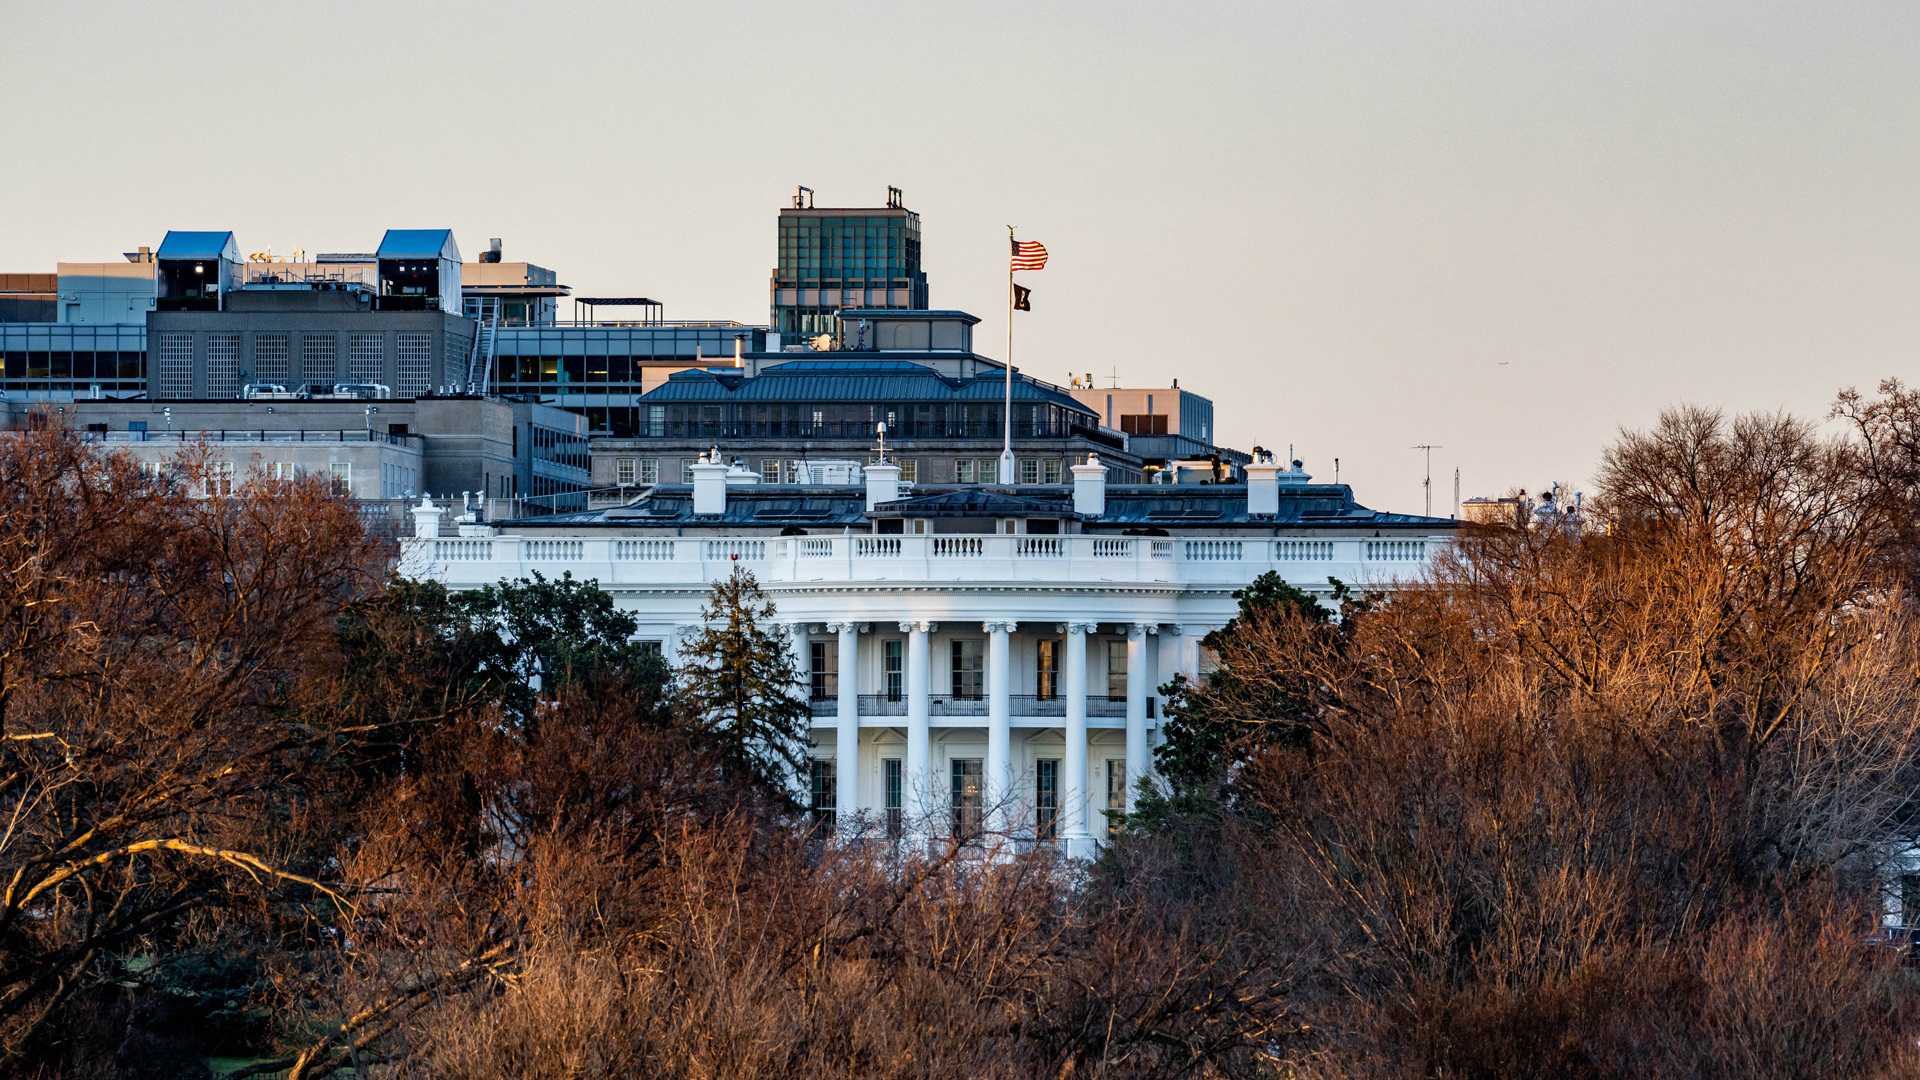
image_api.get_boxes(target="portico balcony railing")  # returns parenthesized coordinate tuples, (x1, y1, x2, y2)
(408, 532, 1442, 590)
(828, 694, 1134, 718)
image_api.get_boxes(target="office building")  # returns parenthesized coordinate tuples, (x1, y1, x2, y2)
(770, 186, 928, 342)
(403, 455, 1454, 854)
(12, 394, 589, 518)
(1065, 381, 1250, 480)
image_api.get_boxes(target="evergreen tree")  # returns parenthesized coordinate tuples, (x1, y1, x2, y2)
(671, 565, 812, 803)
(1132, 573, 1375, 833)
(449, 570, 669, 731)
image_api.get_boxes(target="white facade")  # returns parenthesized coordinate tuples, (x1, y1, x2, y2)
(401, 510, 1447, 856)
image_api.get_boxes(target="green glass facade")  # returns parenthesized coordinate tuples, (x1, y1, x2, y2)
(770, 209, 928, 339)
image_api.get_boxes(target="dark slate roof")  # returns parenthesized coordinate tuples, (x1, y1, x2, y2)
(870, 488, 1075, 519)
(509, 483, 1457, 532)
(156, 231, 238, 259)
(638, 365, 1098, 417)
(376, 229, 460, 260)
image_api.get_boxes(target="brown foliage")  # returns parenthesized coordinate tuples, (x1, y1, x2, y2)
(0, 423, 385, 1072)
(16, 399, 1920, 1079)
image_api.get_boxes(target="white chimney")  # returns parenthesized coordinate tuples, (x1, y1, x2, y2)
(411, 493, 444, 538)
(865, 461, 900, 510)
(1244, 460, 1283, 517)
(690, 452, 731, 515)
(1072, 454, 1107, 517)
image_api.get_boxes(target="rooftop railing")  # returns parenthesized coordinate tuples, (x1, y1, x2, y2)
(406, 532, 1441, 589)
(82, 429, 420, 447)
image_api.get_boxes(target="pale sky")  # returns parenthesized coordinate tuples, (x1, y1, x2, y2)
(4, 2, 1917, 515)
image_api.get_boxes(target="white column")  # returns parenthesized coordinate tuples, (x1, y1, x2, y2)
(903, 620, 932, 831)
(1125, 623, 1155, 812)
(985, 621, 1014, 831)
(792, 623, 816, 808)
(1063, 621, 1092, 852)
(831, 621, 861, 830)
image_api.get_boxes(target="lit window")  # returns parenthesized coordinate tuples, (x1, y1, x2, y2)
(1020, 459, 1039, 484)
(1044, 459, 1062, 484)
(762, 459, 783, 484)
(898, 459, 917, 484)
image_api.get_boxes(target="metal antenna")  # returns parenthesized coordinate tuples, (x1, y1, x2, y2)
(1412, 445, 1443, 517)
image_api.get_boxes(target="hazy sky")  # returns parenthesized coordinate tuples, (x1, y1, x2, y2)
(4, 2, 1917, 514)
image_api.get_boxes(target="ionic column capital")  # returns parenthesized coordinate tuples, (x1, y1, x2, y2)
(982, 620, 1018, 633)
(899, 620, 934, 634)
(1165, 623, 1187, 637)
(1128, 622, 1159, 638)
(1063, 621, 1097, 634)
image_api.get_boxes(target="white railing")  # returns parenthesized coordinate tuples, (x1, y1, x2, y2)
(1365, 540, 1426, 561)
(1184, 540, 1242, 561)
(411, 532, 1443, 589)
(522, 540, 583, 561)
(933, 536, 985, 557)
(614, 539, 675, 561)
(1016, 536, 1064, 558)
(706, 539, 766, 561)
(433, 540, 493, 561)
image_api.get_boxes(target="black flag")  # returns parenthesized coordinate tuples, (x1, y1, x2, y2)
(1013, 283, 1031, 311)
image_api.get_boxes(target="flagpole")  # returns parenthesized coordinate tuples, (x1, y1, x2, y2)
(1002, 226, 1015, 485)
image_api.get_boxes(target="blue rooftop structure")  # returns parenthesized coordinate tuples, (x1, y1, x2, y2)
(375, 229, 461, 261)
(155, 231, 239, 261)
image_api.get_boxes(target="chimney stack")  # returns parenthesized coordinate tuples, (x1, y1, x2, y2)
(1072, 454, 1107, 517)
(690, 449, 731, 515)
(410, 493, 445, 538)
(865, 460, 901, 510)
(1244, 458, 1283, 517)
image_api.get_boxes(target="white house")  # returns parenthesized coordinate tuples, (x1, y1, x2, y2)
(401, 453, 1454, 857)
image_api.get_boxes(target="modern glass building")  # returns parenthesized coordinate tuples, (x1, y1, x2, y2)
(770, 187, 928, 342)
(489, 323, 767, 436)
(0, 324, 147, 400)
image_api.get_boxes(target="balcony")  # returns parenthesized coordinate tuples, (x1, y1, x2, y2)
(835, 694, 1135, 719)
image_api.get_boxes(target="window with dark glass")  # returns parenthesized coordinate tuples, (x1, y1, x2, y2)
(951, 640, 984, 700)
(810, 639, 838, 700)
(1107, 640, 1128, 701)
(883, 640, 904, 701)
(884, 758, 903, 838)
(1036, 759, 1060, 840)
(810, 759, 837, 828)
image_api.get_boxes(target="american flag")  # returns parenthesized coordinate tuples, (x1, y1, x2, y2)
(1010, 239, 1048, 271)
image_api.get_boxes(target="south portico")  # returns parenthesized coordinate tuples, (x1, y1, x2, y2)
(697, 596, 1218, 856)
